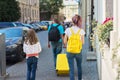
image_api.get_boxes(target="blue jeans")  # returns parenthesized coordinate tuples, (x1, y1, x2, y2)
(51, 42, 62, 67)
(27, 56, 38, 80)
(67, 52, 82, 80)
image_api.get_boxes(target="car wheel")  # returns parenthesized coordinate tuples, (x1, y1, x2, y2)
(18, 53, 24, 61)
(17, 45, 24, 61)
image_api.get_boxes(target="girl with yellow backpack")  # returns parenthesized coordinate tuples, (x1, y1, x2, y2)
(64, 14, 85, 80)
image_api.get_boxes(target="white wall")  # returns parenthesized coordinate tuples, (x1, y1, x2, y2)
(81, 0, 86, 30)
(63, 0, 78, 6)
(94, 0, 109, 80)
(113, 0, 120, 57)
(94, 0, 98, 21)
(94, 0, 106, 23)
(100, 0, 120, 79)
(117, 1, 120, 38)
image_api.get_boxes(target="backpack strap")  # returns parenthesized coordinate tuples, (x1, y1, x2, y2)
(70, 28, 80, 34)
(77, 29, 80, 34)
(70, 28, 74, 34)
(51, 24, 60, 28)
(49, 24, 60, 32)
(56, 24, 60, 28)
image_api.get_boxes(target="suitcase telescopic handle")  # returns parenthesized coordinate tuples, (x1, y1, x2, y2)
(62, 47, 66, 53)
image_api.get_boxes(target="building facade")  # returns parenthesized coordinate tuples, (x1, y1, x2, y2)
(61, 0, 78, 21)
(86, 0, 120, 80)
(82, 0, 115, 80)
(16, 0, 40, 23)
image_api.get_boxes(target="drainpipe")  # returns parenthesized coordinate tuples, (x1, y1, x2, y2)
(78, 0, 81, 15)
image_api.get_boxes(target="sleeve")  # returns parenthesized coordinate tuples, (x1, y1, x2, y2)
(37, 42, 42, 53)
(48, 25, 51, 32)
(23, 42, 27, 53)
(65, 28, 69, 36)
(58, 25, 64, 35)
(80, 29, 85, 35)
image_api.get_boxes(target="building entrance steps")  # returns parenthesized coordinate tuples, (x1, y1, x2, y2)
(87, 51, 97, 61)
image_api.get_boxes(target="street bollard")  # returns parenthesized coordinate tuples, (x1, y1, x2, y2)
(0, 33, 9, 80)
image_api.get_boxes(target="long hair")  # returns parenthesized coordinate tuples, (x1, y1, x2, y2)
(25, 29, 38, 45)
(72, 14, 82, 28)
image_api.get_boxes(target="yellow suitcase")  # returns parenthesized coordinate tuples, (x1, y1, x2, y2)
(56, 53, 69, 76)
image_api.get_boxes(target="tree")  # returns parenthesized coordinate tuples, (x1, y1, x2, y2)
(0, 0, 21, 22)
(40, 0, 64, 20)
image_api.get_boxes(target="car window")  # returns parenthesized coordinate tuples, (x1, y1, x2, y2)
(0, 22, 15, 27)
(14, 22, 24, 26)
(0, 28, 23, 38)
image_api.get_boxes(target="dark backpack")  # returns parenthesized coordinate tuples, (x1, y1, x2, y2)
(48, 24, 60, 41)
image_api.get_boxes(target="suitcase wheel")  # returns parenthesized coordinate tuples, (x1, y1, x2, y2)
(57, 74, 59, 76)
(56, 70, 59, 76)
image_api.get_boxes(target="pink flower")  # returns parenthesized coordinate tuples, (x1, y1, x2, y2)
(102, 17, 113, 24)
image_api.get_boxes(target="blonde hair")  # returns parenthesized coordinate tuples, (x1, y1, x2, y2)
(25, 29, 38, 45)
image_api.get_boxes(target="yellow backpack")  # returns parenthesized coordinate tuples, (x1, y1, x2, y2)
(67, 28, 82, 54)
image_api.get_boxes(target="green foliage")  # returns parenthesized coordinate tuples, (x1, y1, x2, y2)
(40, 0, 64, 15)
(89, 19, 98, 50)
(0, 0, 21, 22)
(96, 20, 113, 46)
(112, 41, 120, 62)
(112, 41, 120, 80)
(91, 19, 98, 29)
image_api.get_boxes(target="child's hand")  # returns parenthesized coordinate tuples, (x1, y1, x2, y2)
(63, 44, 66, 48)
(48, 44, 50, 48)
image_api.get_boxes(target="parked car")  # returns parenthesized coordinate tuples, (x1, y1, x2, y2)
(22, 23, 34, 29)
(0, 27, 29, 62)
(30, 23, 41, 32)
(0, 22, 24, 29)
(40, 21, 53, 30)
(40, 20, 53, 26)
(0, 22, 16, 28)
(37, 22, 48, 30)
(13, 22, 24, 27)
(14, 22, 34, 29)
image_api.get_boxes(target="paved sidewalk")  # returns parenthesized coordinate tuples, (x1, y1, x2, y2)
(6, 31, 99, 80)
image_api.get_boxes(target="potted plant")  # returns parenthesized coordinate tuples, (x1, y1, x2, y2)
(96, 18, 113, 47)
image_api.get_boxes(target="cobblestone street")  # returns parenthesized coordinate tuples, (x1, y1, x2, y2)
(6, 31, 99, 80)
